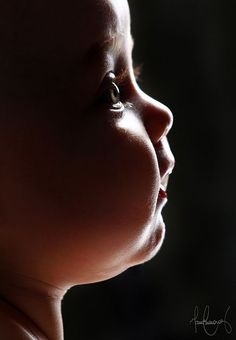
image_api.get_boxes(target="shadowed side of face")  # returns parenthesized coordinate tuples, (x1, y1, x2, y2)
(0, 0, 126, 99)
(0, 0, 174, 286)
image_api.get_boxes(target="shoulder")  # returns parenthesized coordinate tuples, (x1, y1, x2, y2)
(0, 301, 38, 340)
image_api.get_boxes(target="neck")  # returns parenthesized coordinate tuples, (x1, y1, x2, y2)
(0, 269, 69, 340)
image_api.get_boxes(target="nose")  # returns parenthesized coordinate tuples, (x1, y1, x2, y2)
(136, 88, 175, 179)
(137, 89, 173, 145)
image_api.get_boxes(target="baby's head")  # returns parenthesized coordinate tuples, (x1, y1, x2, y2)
(0, 0, 174, 287)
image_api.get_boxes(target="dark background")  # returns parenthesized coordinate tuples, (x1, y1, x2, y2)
(62, 1, 235, 339)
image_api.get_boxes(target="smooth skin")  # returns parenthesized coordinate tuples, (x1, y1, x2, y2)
(0, 0, 174, 339)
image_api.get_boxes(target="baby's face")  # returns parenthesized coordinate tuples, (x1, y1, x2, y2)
(0, 0, 174, 285)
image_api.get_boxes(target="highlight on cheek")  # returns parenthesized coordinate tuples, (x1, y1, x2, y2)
(116, 108, 144, 133)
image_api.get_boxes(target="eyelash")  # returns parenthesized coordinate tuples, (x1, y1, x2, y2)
(98, 64, 143, 110)
(133, 63, 143, 82)
(115, 64, 143, 106)
(115, 63, 143, 87)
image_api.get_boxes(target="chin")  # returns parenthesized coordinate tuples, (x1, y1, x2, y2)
(96, 217, 166, 283)
(71, 216, 166, 286)
(132, 214, 166, 266)
(74, 263, 134, 285)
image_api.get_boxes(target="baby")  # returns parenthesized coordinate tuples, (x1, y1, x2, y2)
(0, 0, 174, 339)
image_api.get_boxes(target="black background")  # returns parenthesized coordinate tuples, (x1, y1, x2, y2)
(62, 1, 235, 339)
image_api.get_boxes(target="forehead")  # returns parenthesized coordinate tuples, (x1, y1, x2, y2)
(76, 0, 130, 40)
(1, 0, 130, 60)
(0, 0, 131, 97)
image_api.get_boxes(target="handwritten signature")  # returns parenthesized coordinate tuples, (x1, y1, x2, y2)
(189, 305, 232, 336)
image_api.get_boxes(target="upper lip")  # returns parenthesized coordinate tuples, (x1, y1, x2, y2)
(154, 137, 175, 190)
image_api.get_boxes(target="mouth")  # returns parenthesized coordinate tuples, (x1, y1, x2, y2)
(159, 183, 168, 199)
(155, 183, 168, 214)
(154, 138, 175, 202)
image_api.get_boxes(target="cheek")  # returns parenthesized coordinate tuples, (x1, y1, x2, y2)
(0, 112, 160, 284)
(50, 117, 161, 280)
(61, 115, 160, 233)
(46, 125, 161, 284)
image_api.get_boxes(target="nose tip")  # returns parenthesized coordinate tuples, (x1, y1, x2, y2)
(139, 91, 173, 144)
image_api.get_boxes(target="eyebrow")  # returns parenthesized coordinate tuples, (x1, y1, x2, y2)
(83, 34, 135, 65)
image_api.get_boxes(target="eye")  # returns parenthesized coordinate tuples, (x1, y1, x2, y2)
(102, 81, 121, 105)
(109, 82, 120, 105)
(99, 72, 123, 110)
